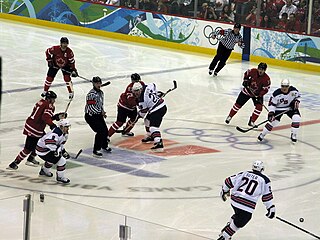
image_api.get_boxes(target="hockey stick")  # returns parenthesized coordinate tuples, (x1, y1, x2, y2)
(276, 216, 320, 239)
(246, 87, 269, 112)
(115, 80, 178, 134)
(71, 149, 82, 160)
(64, 98, 73, 113)
(236, 109, 290, 133)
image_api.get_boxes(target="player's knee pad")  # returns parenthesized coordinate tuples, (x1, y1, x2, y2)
(56, 156, 66, 167)
(144, 119, 150, 128)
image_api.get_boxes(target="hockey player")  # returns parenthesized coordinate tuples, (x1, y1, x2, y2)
(217, 160, 275, 240)
(132, 82, 167, 151)
(225, 62, 270, 126)
(43, 37, 78, 99)
(108, 73, 145, 138)
(36, 119, 71, 184)
(258, 79, 301, 142)
(7, 91, 66, 170)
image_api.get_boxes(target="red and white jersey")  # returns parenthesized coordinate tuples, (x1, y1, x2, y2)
(36, 127, 67, 156)
(45, 45, 75, 69)
(118, 81, 145, 110)
(242, 68, 271, 97)
(137, 83, 166, 117)
(222, 171, 274, 213)
(23, 99, 55, 138)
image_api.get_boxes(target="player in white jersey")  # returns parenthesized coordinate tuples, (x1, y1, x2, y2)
(132, 82, 167, 151)
(36, 119, 71, 184)
(217, 160, 275, 240)
(258, 79, 301, 142)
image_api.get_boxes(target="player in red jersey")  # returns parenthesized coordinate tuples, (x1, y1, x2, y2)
(225, 63, 271, 127)
(7, 91, 66, 170)
(42, 37, 78, 99)
(108, 73, 145, 138)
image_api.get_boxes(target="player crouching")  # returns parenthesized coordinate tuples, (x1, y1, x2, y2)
(132, 82, 167, 152)
(36, 119, 71, 184)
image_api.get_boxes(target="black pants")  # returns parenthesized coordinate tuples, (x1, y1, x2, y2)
(117, 106, 137, 123)
(209, 42, 233, 73)
(85, 114, 109, 152)
(38, 151, 61, 164)
(236, 91, 263, 107)
(24, 136, 41, 152)
(47, 66, 72, 78)
(146, 105, 167, 127)
(231, 205, 252, 228)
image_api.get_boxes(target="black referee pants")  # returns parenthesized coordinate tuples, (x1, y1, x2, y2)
(209, 42, 233, 73)
(85, 114, 109, 152)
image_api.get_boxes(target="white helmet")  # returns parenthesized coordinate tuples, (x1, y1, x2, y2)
(58, 119, 71, 127)
(132, 82, 143, 92)
(252, 160, 264, 172)
(281, 79, 290, 87)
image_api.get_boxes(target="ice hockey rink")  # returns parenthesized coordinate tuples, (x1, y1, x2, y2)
(0, 19, 320, 240)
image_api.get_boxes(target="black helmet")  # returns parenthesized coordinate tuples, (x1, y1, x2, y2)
(234, 23, 241, 29)
(92, 76, 102, 83)
(258, 62, 267, 70)
(60, 37, 69, 44)
(131, 73, 141, 82)
(45, 91, 57, 99)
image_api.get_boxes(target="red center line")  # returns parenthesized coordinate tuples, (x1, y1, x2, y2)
(271, 119, 320, 131)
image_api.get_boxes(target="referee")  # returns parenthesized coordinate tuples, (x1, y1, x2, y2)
(209, 23, 244, 77)
(85, 76, 111, 157)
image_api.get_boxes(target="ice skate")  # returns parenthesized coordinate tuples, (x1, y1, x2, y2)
(93, 150, 103, 158)
(39, 168, 53, 177)
(151, 140, 164, 152)
(25, 156, 40, 167)
(7, 161, 19, 170)
(225, 116, 232, 124)
(141, 135, 153, 143)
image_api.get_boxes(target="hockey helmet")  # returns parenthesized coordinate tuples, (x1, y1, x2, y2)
(132, 82, 143, 92)
(92, 76, 102, 83)
(258, 62, 267, 70)
(131, 73, 141, 82)
(45, 91, 57, 99)
(234, 23, 241, 29)
(281, 79, 290, 87)
(252, 160, 264, 172)
(60, 37, 69, 44)
(58, 119, 71, 128)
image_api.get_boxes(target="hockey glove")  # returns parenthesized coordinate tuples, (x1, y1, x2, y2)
(71, 69, 78, 77)
(266, 205, 276, 219)
(49, 123, 57, 130)
(62, 149, 70, 159)
(47, 60, 54, 68)
(242, 80, 249, 87)
(268, 112, 275, 122)
(220, 188, 230, 202)
(157, 91, 165, 98)
(52, 112, 67, 121)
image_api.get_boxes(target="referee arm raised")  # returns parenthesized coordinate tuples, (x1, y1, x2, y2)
(209, 23, 244, 77)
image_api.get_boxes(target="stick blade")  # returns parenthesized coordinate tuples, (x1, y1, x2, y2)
(236, 126, 249, 133)
(102, 81, 111, 87)
(173, 80, 177, 89)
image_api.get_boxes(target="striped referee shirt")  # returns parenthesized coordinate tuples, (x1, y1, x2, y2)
(218, 29, 244, 50)
(85, 88, 104, 115)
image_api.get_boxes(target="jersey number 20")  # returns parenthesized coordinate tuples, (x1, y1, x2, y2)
(237, 177, 258, 195)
